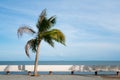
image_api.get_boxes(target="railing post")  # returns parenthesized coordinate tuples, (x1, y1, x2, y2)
(49, 71, 53, 75)
(71, 71, 74, 75)
(117, 71, 120, 76)
(95, 71, 98, 75)
(28, 71, 32, 76)
(6, 71, 10, 75)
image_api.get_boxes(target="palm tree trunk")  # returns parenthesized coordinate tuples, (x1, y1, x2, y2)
(34, 43, 40, 76)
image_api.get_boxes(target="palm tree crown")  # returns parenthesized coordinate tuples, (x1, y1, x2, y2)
(17, 9, 65, 76)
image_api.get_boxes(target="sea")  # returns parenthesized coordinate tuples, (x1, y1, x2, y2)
(0, 61, 120, 75)
(0, 61, 120, 65)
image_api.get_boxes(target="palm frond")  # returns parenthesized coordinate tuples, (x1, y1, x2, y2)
(36, 9, 47, 31)
(25, 39, 37, 57)
(36, 9, 56, 32)
(39, 9, 46, 24)
(48, 16, 56, 26)
(43, 36, 54, 47)
(17, 26, 36, 37)
(37, 17, 51, 32)
(43, 29, 65, 46)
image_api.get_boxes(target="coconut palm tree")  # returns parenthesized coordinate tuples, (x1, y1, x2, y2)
(17, 9, 65, 76)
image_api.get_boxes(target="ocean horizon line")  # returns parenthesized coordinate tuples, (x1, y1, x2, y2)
(1, 60, 120, 61)
(0, 61, 120, 65)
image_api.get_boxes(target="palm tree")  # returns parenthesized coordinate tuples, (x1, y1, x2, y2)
(17, 9, 65, 76)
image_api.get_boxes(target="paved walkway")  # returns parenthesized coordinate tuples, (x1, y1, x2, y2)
(0, 75, 102, 80)
(0, 74, 120, 80)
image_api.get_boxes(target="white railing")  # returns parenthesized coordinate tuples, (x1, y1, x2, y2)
(0, 65, 120, 75)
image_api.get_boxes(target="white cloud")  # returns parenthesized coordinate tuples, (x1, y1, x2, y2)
(54, 0, 120, 34)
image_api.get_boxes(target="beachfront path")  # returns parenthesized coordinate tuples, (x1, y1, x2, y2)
(0, 75, 119, 80)
(0, 75, 101, 80)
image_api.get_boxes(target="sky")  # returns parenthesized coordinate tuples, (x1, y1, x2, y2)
(0, 0, 120, 61)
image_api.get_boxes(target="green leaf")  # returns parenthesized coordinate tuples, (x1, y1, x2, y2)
(43, 29, 65, 46)
(25, 39, 38, 57)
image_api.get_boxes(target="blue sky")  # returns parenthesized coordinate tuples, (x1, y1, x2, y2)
(0, 0, 120, 61)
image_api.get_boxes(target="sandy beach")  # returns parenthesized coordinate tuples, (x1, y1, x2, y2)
(0, 74, 120, 80)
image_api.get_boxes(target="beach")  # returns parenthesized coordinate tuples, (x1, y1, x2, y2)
(0, 74, 120, 80)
